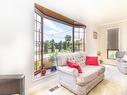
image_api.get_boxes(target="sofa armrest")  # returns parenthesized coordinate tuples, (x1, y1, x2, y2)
(57, 66, 79, 77)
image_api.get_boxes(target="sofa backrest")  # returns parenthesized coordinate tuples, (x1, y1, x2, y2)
(56, 52, 86, 66)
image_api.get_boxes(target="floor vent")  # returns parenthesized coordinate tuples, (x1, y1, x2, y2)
(49, 85, 59, 92)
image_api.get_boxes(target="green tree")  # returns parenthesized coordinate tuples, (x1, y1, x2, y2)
(50, 39, 55, 53)
(76, 40, 81, 51)
(59, 40, 62, 52)
(65, 35, 72, 51)
(63, 41, 67, 50)
(67, 41, 70, 47)
(65, 35, 71, 41)
(44, 40, 49, 54)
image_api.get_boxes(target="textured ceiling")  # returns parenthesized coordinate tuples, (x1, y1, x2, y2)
(35, 0, 127, 25)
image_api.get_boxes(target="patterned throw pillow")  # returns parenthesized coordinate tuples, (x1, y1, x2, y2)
(74, 53, 85, 67)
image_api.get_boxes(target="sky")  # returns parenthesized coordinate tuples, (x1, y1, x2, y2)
(43, 18, 73, 43)
(35, 15, 85, 43)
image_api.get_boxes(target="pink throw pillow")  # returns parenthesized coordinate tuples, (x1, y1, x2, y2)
(85, 56, 99, 66)
(67, 60, 82, 73)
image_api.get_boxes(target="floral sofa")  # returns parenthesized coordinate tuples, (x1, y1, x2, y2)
(56, 52, 105, 95)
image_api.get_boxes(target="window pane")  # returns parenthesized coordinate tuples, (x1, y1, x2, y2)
(37, 14, 41, 22)
(34, 13, 36, 20)
(74, 27, 85, 51)
(108, 50, 118, 59)
(35, 32, 41, 41)
(74, 28, 78, 31)
(43, 18, 73, 76)
(37, 22, 41, 32)
(34, 12, 42, 77)
(34, 21, 36, 31)
(43, 18, 73, 54)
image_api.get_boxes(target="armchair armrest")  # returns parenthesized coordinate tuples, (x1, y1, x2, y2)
(57, 66, 79, 77)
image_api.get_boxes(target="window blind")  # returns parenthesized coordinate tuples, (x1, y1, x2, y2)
(107, 28, 119, 49)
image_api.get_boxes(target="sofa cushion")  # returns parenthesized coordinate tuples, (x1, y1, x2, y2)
(74, 52, 85, 67)
(56, 52, 86, 66)
(76, 65, 105, 86)
(67, 60, 83, 73)
(67, 60, 75, 67)
(85, 56, 99, 66)
(69, 52, 86, 67)
(56, 54, 67, 66)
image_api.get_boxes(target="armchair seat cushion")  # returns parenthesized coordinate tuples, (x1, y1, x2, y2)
(57, 66, 79, 77)
(83, 65, 105, 74)
(76, 65, 105, 86)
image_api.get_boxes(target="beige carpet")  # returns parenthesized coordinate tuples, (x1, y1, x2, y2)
(28, 65, 127, 95)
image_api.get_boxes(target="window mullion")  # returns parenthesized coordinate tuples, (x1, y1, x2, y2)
(41, 17, 43, 69)
(73, 26, 75, 52)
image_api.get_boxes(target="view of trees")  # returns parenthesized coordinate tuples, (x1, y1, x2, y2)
(43, 35, 74, 54)
(74, 39, 83, 51)
(43, 34, 83, 54)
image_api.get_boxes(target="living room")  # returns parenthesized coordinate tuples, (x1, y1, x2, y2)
(0, 0, 127, 95)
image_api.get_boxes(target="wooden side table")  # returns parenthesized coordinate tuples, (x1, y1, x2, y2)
(0, 74, 25, 95)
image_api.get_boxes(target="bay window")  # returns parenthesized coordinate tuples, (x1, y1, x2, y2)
(34, 8, 86, 78)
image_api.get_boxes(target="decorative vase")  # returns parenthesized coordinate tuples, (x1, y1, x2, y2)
(40, 68, 46, 76)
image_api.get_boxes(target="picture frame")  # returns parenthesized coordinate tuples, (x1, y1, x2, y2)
(93, 32, 97, 39)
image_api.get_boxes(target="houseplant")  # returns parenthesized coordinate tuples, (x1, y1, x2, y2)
(40, 64, 46, 76)
(49, 52, 58, 71)
(49, 51, 58, 65)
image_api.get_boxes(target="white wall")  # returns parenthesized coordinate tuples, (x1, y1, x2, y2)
(0, 0, 59, 92)
(98, 20, 127, 60)
(86, 23, 98, 56)
(0, 0, 33, 90)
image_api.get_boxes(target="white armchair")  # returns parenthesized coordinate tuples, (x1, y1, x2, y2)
(116, 51, 127, 74)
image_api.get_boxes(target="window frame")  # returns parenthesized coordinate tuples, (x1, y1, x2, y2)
(107, 28, 119, 59)
(107, 49, 119, 59)
(34, 8, 86, 77)
(74, 26, 86, 52)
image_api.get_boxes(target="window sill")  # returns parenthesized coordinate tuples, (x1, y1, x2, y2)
(32, 71, 57, 82)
